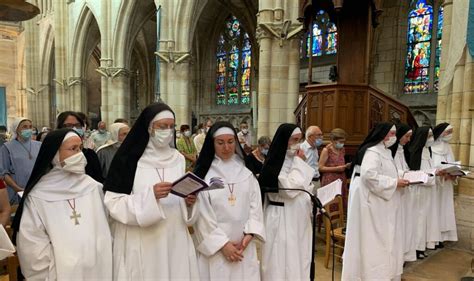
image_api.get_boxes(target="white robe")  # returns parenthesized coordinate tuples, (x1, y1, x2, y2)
(393, 145, 417, 262)
(104, 151, 200, 280)
(342, 143, 403, 281)
(17, 170, 112, 280)
(261, 156, 314, 281)
(414, 148, 437, 251)
(195, 156, 265, 280)
(431, 141, 458, 242)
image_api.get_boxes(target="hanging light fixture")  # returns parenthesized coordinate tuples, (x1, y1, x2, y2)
(0, 0, 40, 22)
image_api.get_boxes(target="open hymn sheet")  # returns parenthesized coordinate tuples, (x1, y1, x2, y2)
(316, 179, 342, 206)
(0, 226, 15, 260)
(170, 172, 224, 197)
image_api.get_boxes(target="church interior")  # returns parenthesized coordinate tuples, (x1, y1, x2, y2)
(0, 0, 473, 280)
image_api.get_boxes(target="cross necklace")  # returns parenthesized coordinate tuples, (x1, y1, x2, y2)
(228, 184, 236, 206)
(67, 199, 81, 225)
(17, 140, 32, 159)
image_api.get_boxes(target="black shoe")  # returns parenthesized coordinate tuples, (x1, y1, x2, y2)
(416, 251, 425, 260)
(436, 242, 444, 249)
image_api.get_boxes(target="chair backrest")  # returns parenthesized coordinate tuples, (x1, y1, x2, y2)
(323, 195, 344, 230)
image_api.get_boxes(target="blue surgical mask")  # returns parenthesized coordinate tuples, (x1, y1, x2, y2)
(261, 148, 268, 156)
(315, 138, 323, 147)
(20, 129, 32, 140)
(335, 142, 344, 149)
(73, 127, 84, 137)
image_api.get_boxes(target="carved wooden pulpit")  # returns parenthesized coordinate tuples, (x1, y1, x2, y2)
(296, 0, 417, 157)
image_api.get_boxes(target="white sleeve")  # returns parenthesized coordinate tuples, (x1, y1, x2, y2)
(360, 150, 398, 201)
(278, 157, 314, 199)
(180, 197, 199, 226)
(17, 198, 56, 280)
(195, 191, 229, 257)
(243, 176, 266, 242)
(104, 187, 166, 227)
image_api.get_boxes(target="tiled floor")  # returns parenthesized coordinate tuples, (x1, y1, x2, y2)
(314, 235, 473, 281)
(1, 241, 472, 281)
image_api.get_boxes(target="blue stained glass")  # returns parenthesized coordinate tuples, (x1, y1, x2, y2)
(404, 0, 434, 94)
(434, 6, 443, 91)
(215, 15, 252, 105)
(305, 10, 337, 57)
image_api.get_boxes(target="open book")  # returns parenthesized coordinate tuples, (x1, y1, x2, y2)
(170, 172, 224, 198)
(439, 161, 470, 177)
(403, 171, 431, 184)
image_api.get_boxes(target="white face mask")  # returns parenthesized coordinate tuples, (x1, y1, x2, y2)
(441, 134, 452, 142)
(384, 136, 396, 148)
(241, 128, 248, 134)
(184, 130, 192, 137)
(62, 152, 87, 174)
(287, 143, 300, 156)
(425, 136, 435, 147)
(151, 129, 174, 148)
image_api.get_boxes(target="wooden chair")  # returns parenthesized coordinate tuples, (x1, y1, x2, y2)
(323, 195, 345, 268)
(5, 205, 19, 281)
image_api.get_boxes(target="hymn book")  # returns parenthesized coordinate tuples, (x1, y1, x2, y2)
(402, 171, 431, 184)
(438, 162, 470, 176)
(170, 172, 224, 198)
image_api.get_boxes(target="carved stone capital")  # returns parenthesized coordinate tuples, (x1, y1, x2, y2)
(95, 67, 131, 79)
(256, 21, 304, 46)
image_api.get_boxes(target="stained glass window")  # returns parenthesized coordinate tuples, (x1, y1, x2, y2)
(215, 15, 252, 105)
(404, 0, 443, 94)
(434, 6, 443, 91)
(301, 10, 338, 58)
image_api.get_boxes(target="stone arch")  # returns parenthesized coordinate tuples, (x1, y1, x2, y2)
(70, 4, 101, 122)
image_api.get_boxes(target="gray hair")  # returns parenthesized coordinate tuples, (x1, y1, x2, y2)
(258, 136, 271, 146)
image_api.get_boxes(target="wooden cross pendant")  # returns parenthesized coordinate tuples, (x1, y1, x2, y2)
(70, 210, 81, 225)
(228, 194, 236, 206)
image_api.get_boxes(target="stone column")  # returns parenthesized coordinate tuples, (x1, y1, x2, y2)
(435, 0, 474, 251)
(256, 1, 302, 138)
(155, 0, 195, 126)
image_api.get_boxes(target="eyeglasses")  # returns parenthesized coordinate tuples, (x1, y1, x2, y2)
(63, 123, 82, 129)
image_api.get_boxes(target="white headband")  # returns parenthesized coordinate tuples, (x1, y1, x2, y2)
(405, 129, 412, 135)
(390, 125, 396, 132)
(445, 125, 453, 132)
(213, 127, 235, 137)
(63, 132, 79, 142)
(152, 110, 174, 123)
(291, 127, 302, 136)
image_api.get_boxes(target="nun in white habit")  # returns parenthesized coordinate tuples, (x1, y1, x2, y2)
(389, 124, 417, 262)
(193, 121, 265, 281)
(431, 123, 458, 243)
(259, 123, 315, 281)
(342, 123, 407, 281)
(12, 128, 112, 280)
(103, 103, 199, 280)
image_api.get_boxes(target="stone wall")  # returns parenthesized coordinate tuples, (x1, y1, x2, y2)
(0, 22, 27, 127)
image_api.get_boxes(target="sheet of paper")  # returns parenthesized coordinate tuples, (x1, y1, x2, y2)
(0, 226, 15, 260)
(316, 179, 342, 207)
(403, 171, 429, 184)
